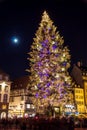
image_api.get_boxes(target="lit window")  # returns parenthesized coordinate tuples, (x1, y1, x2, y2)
(75, 95, 78, 98)
(2, 105, 7, 109)
(27, 104, 30, 108)
(4, 86, 8, 92)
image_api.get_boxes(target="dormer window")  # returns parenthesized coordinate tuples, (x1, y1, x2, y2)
(0, 75, 2, 80)
(5, 76, 9, 81)
(20, 84, 22, 87)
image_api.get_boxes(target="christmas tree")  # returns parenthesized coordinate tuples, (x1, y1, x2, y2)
(27, 11, 74, 115)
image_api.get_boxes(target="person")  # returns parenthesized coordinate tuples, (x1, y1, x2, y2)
(20, 121, 27, 130)
(67, 116, 74, 130)
(59, 116, 67, 130)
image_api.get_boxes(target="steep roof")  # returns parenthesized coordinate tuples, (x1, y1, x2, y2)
(0, 69, 10, 81)
(71, 64, 83, 88)
(11, 75, 29, 90)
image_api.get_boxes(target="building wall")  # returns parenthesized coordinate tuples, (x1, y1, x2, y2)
(83, 72, 87, 113)
(74, 87, 85, 113)
(9, 88, 35, 118)
(9, 89, 25, 118)
(0, 80, 11, 119)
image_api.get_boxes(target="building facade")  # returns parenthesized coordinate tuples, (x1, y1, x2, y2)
(82, 67, 87, 113)
(0, 70, 11, 119)
(71, 63, 87, 114)
(74, 85, 85, 113)
(9, 76, 35, 118)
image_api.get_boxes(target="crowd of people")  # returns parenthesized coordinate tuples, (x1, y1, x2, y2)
(0, 115, 87, 130)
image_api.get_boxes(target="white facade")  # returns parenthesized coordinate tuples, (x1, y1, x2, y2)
(0, 71, 11, 119)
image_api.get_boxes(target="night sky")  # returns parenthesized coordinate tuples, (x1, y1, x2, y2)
(0, 0, 87, 80)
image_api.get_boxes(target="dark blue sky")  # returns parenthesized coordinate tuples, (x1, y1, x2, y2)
(0, 0, 87, 80)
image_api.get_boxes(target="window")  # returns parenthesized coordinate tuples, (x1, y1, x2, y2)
(5, 76, 9, 81)
(0, 75, 2, 80)
(26, 104, 30, 109)
(4, 86, 8, 92)
(26, 96, 30, 101)
(20, 104, 23, 109)
(75, 95, 78, 98)
(21, 95, 24, 101)
(31, 104, 35, 109)
(3, 94, 8, 103)
(10, 97, 14, 102)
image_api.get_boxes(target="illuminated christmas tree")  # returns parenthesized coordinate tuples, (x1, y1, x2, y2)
(27, 11, 74, 115)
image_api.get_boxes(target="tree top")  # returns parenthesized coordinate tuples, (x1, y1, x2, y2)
(41, 10, 50, 22)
